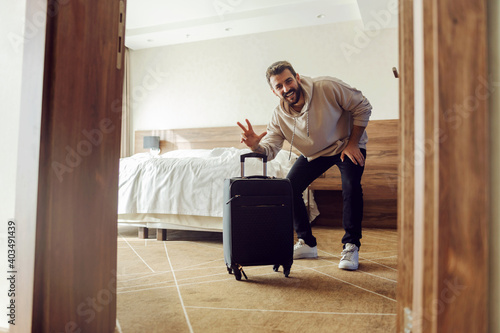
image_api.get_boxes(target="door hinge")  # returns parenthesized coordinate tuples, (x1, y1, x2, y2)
(116, 0, 125, 70)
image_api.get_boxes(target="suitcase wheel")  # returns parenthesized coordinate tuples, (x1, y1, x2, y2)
(232, 264, 247, 281)
(273, 264, 291, 277)
(227, 266, 233, 275)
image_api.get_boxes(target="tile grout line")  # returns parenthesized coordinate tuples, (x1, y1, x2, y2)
(355, 250, 397, 255)
(118, 233, 155, 273)
(318, 249, 398, 271)
(118, 251, 397, 294)
(307, 266, 397, 302)
(316, 259, 397, 283)
(117, 280, 175, 291)
(117, 263, 290, 292)
(116, 271, 271, 295)
(117, 270, 169, 277)
(117, 264, 225, 283)
(182, 241, 224, 250)
(118, 259, 388, 295)
(356, 269, 397, 283)
(116, 266, 309, 295)
(119, 271, 169, 283)
(163, 242, 194, 333)
(175, 258, 225, 270)
(183, 305, 396, 316)
(366, 255, 398, 260)
(118, 271, 236, 293)
(358, 257, 397, 271)
(117, 270, 231, 291)
(117, 260, 397, 294)
(116, 258, 225, 279)
(359, 235, 398, 242)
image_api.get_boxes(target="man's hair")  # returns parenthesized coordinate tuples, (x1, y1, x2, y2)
(265, 61, 297, 87)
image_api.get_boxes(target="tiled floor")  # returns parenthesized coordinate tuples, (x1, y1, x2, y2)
(115, 225, 397, 333)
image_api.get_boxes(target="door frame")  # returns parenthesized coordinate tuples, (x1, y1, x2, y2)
(17, 0, 126, 332)
(397, 0, 489, 332)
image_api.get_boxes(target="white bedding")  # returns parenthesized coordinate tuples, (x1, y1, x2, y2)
(118, 147, 319, 227)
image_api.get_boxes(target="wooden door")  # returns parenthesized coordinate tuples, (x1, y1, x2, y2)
(398, 0, 489, 332)
(32, 0, 126, 331)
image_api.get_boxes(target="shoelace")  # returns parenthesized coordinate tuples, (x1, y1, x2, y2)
(341, 247, 355, 261)
(294, 239, 305, 249)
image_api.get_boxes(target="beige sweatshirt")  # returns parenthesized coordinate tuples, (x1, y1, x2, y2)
(256, 75, 372, 161)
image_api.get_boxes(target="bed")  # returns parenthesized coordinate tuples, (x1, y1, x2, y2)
(117, 126, 319, 240)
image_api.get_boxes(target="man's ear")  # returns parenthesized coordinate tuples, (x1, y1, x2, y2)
(296, 73, 301, 83)
(271, 88, 278, 96)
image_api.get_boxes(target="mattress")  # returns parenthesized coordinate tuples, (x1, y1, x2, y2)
(118, 147, 319, 231)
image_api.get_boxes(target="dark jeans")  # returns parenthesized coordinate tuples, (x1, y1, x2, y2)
(286, 149, 366, 248)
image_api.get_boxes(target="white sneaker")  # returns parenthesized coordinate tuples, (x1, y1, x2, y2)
(293, 239, 318, 259)
(338, 243, 359, 270)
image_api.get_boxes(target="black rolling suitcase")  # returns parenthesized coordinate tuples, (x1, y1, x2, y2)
(223, 153, 294, 280)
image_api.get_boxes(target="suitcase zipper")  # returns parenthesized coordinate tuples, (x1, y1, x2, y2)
(225, 195, 241, 204)
(241, 204, 286, 208)
(227, 195, 288, 207)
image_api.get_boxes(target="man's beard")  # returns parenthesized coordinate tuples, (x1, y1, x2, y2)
(283, 86, 301, 106)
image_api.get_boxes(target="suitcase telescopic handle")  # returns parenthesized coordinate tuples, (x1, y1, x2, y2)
(240, 153, 267, 178)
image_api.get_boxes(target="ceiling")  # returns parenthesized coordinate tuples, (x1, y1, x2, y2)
(125, 0, 398, 50)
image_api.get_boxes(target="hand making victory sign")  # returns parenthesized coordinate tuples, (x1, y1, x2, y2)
(237, 119, 267, 150)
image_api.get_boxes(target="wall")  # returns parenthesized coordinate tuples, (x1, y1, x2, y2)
(129, 20, 399, 150)
(489, 0, 500, 332)
(1, 0, 47, 331)
(0, 1, 26, 330)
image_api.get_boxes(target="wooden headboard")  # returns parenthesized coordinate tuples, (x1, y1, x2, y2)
(134, 120, 399, 229)
(134, 125, 297, 154)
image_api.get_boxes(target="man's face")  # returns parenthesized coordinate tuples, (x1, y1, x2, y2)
(269, 69, 302, 106)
